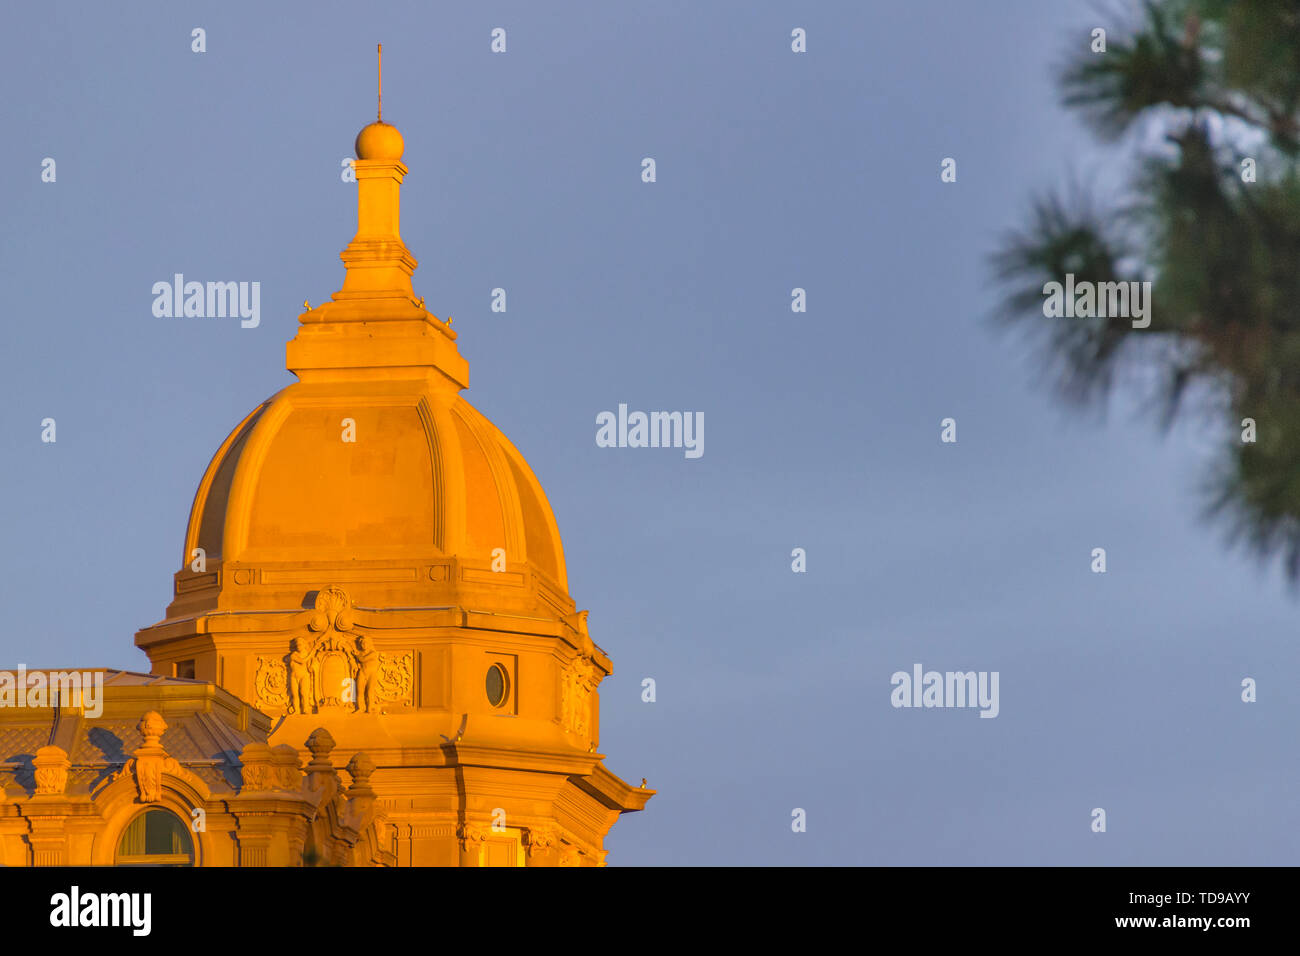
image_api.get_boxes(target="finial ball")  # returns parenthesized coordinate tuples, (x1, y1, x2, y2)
(355, 120, 404, 161)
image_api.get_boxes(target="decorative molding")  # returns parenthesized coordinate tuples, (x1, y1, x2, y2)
(239, 742, 303, 794)
(462, 566, 525, 587)
(375, 651, 414, 707)
(33, 745, 70, 796)
(261, 567, 420, 585)
(409, 823, 456, 839)
(120, 711, 206, 803)
(254, 656, 289, 710)
(33, 847, 65, 866)
(457, 822, 489, 851)
(253, 587, 414, 715)
(175, 571, 220, 594)
(560, 655, 598, 737)
(239, 841, 269, 867)
(309, 585, 354, 633)
(524, 826, 558, 857)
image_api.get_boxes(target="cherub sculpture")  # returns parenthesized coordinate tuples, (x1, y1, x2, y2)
(356, 635, 379, 714)
(288, 636, 313, 714)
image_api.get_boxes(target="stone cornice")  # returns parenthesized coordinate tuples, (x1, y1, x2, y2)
(574, 763, 656, 813)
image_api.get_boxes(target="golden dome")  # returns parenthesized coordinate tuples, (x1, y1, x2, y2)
(176, 380, 571, 617)
(355, 120, 404, 161)
(159, 108, 576, 624)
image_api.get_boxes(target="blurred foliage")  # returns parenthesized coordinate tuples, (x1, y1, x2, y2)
(994, 0, 1300, 580)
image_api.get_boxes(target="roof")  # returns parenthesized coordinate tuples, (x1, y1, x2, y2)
(0, 673, 269, 800)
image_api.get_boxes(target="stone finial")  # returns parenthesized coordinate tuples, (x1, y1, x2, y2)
(306, 727, 336, 761)
(138, 711, 167, 746)
(344, 751, 378, 828)
(304, 727, 339, 799)
(131, 711, 171, 803)
(346, 751, 376, 798)
(33, 745, 71, 796)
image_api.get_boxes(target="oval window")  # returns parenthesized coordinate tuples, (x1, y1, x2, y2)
(486, 664, 508, 708)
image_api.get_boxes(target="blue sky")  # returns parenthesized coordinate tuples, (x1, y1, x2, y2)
(2, 0, 1296, 865)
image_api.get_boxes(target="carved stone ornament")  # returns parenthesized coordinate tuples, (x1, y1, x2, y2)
(252, 586, 414, 715)
(239, 742, 304, 794)
(120, 711, 203, 803)
(375, 650, 414, 707)
(238, 743, 274, 792)
(524, 827, 558, 856)
(560, 655, 599, 736)
(33, 745, 71, 796)
(346, 752, 376, 798)
(457, 822, 489, 850)
(132, 711, 168, 803)
(254, 656, 289, 710)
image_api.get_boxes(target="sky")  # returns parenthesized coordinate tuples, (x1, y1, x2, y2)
(1, 0, 1297, 866)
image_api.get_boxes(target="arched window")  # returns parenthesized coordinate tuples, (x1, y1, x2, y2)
(115, 809, 195, 866)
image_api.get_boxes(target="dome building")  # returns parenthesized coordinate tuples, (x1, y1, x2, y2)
(0, 100, 651, 867)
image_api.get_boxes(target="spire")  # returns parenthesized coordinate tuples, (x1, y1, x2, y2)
(285, 47, 468, 390)
(343, 94, 410, 299)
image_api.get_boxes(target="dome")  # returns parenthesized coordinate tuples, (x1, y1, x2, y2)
(175, 381, 571, 617)
(154, 108, 576, 626)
